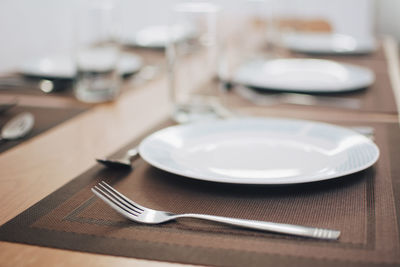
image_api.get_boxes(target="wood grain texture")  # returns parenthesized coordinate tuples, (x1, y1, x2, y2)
(0, 242, 186, 267)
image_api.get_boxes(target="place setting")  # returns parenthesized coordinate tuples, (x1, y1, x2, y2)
(0, 52, 143, 97)
(1, 111, 398, 267)
(0, 2, 392, 263)
(214, 5, 399, 115)
(0, 3, 164, 102)
(228, 57, 374, 108)
(1, 1, 400, 267)
(219, 30, 398, 114)
(0, 101, 86, 154)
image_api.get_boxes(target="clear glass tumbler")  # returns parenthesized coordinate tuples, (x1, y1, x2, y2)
(73, 0, 121, 103)
(218, 0, 281, 114)
(166, 1, 223, 124)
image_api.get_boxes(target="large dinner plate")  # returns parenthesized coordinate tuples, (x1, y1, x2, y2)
(19, 53, 143, 79)
(139, 118, 379, 184)
(282, 32, 376, 55)
(232, 58, 375, 93)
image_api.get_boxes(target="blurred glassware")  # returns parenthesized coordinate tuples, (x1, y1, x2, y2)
(218, 0, 279, 110)
(166, 1, 223, 124)
(123, 24, 197, 49)
(73, 0, 122, 103)
(217, 0, 374, 114)
(245, 0, 281, 57)
(219, 0, 282, 80)
(273, 0, 333, 57)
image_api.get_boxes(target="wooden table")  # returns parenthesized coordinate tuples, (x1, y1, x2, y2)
(0, 37, 399, 267)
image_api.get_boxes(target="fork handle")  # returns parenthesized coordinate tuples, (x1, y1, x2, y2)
(176, 214, 340, 240)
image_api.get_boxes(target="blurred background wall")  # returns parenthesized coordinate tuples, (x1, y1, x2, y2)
(0, 0, 398, 72)
(376, 0, 400, 41)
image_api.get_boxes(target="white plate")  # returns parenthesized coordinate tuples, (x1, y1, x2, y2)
(139, 118, 379, 184)
(19, 53, 143, 79)
(282, 32, 376, 55)
(232, 58, 375, 93)
(123, 25, 195, 49)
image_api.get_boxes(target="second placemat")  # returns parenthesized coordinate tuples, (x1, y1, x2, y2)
(0, 105, 87, 153)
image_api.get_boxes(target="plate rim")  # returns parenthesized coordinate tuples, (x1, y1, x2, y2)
(282, 32, 377, 55)
(138, 117, 380, 185)
(232, 58, 375, 93)
(19, 53, 143, 79)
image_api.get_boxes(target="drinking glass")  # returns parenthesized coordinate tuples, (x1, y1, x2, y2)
(166, 1, 223, 123)
(218, 0, 280, 114)
(73, 0, 121, 103)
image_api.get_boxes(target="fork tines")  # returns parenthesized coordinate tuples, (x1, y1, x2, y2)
(91, 181, 143, 217)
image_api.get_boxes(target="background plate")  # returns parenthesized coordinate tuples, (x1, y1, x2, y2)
(232, 58, 375, 93)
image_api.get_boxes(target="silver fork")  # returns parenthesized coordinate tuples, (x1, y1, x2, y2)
(92, 181, 341, 240)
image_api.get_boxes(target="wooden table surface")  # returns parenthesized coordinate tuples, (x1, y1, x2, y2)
(0, 37, 399, 267)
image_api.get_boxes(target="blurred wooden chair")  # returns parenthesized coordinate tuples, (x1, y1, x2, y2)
(251, 17, 332, 33)
(277, 18, 333, 32)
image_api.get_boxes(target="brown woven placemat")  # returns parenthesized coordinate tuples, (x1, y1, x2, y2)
(227, 69, 397, 114)
(294, 42, 397, 113)
(227, 41, 398, 114)
(0, 105, 86, 153)
(0, 119, 399, 267)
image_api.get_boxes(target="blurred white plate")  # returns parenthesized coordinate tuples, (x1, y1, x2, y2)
(139, 118, 379, 184)
(282, 33, 376, 55)
(19, 53, 143, 79)
(232, 58, 375, 93)
(123, 25, 195, 49)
